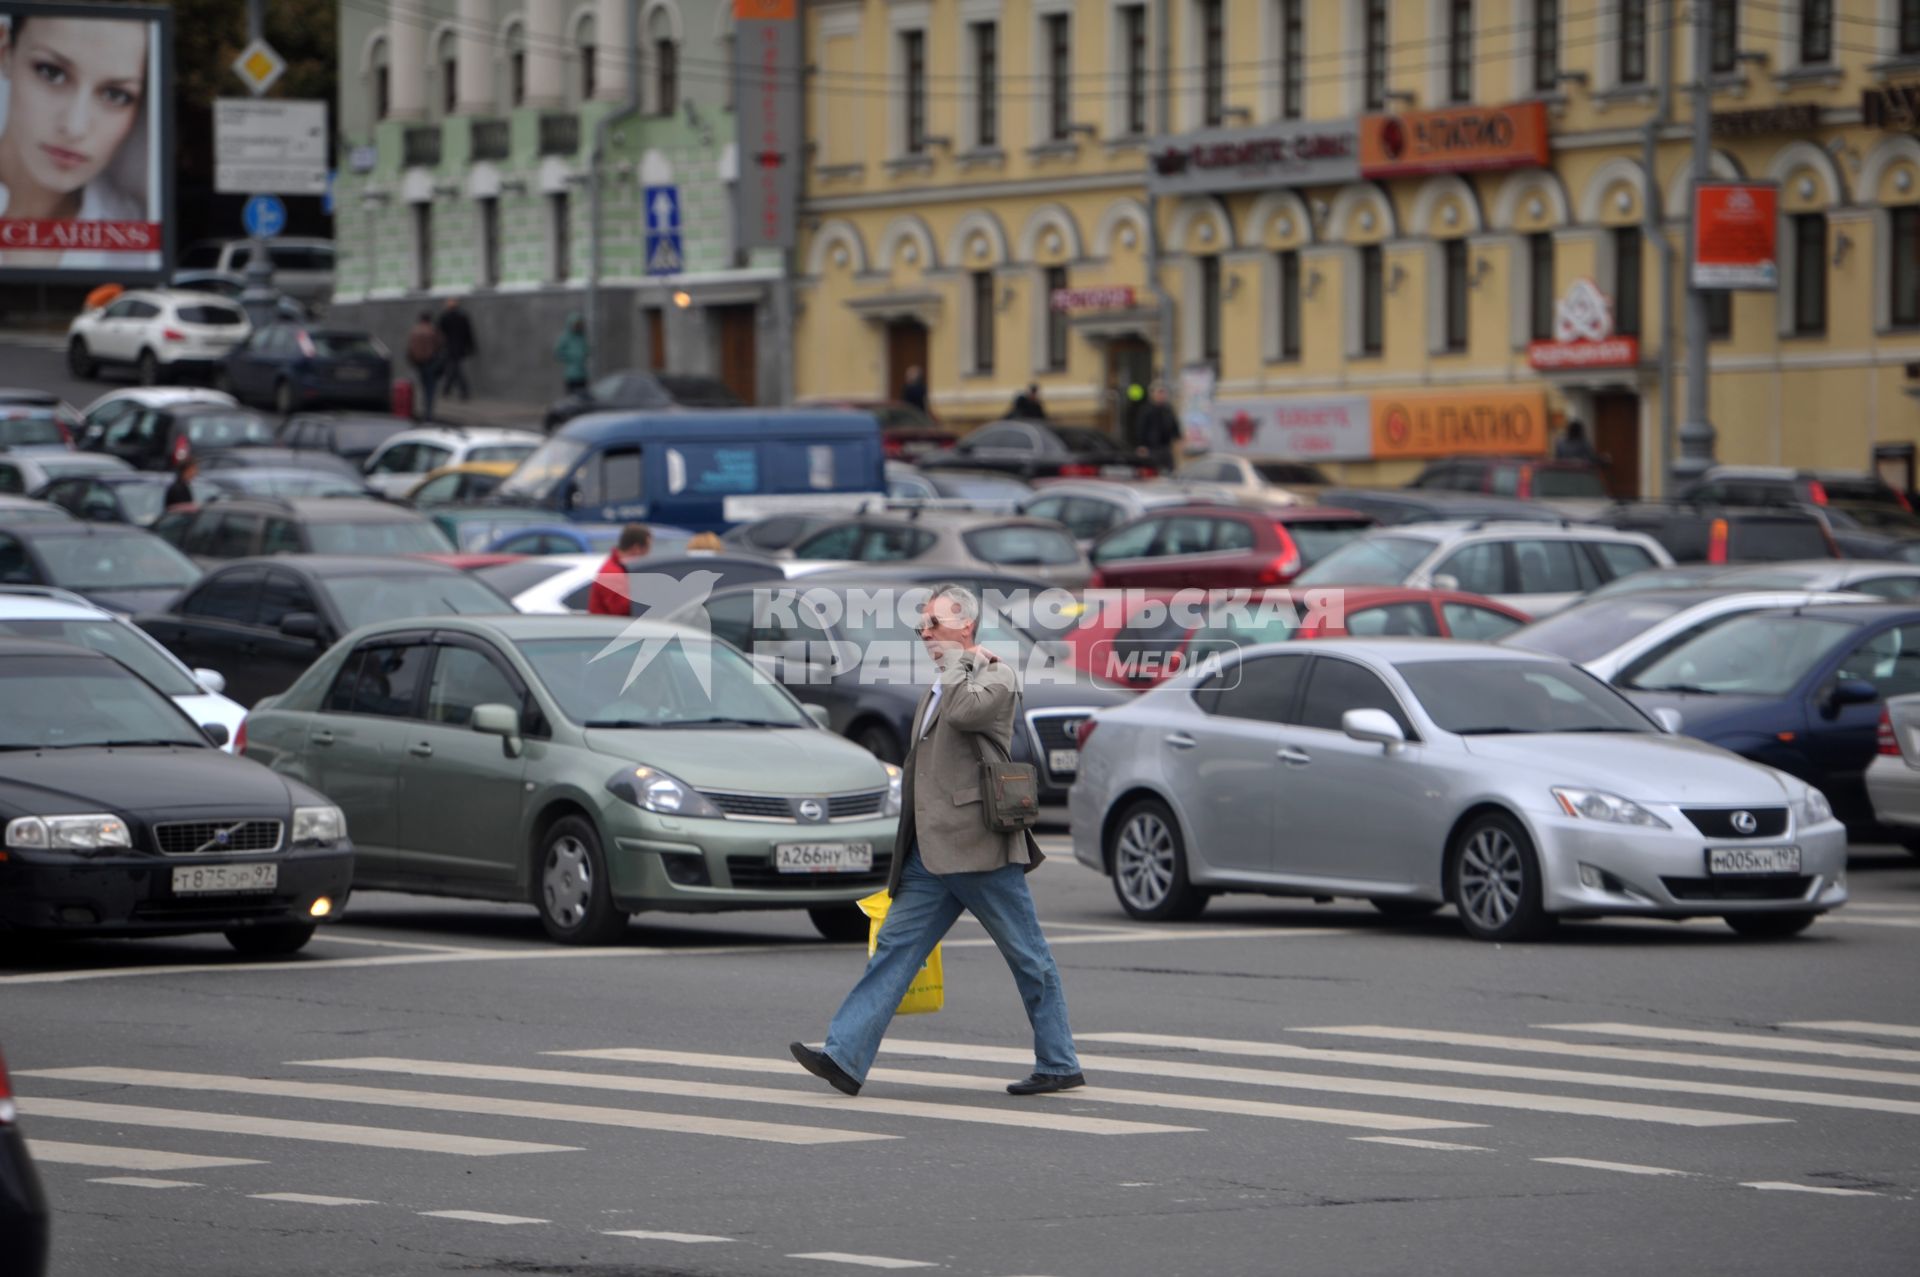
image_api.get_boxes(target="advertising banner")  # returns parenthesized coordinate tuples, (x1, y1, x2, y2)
(1360, 100, 1550, 177)
(1050, 285, 1135, 312)
(1527, 278, 1641, 370)
(1370, 388, 1550, 460)
(733, 0, 799, 250)
(1212, 396, 1372, 460)
(1147, 118, 1360, 197)
(1692, 181, 1779, 290)
(0, 3, 172, 281)
(1178, 365, 1215, 452)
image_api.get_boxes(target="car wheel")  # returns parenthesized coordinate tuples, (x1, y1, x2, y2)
(535, 815, 627, 945)
(1371, 898, 1443, 919)
(1723, 912, 1818, 939)
(224, 923, 316, 957)
(273, 380, 295, 416)
(68, 338, 97, 379)
(1448, 812, 1556, 942)
(1109, 797, 1207, 922)
(852, 720, 903, 765)
(808, 904, 869, 943)
(136, 349, 162, 386)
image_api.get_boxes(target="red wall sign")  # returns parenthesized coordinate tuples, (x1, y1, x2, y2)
(1692, 182, 1780, 290)
(1050, 286, 1137, 312)
(1527, 278, 1640, 370)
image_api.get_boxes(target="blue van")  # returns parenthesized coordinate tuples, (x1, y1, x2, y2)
(491, 409, 886, 532)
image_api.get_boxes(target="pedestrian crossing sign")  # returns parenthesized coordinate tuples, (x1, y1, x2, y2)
(645, 234, 683, 276)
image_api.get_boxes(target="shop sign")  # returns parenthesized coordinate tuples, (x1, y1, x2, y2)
(1148, 119, 1361, 196)
(1212, 396, 1373, 461)
(1711, 105, 1821, 138)
(1371, 388, 1550, 460)
(1692, 181, 1779, 290)
(1527, 279, 1640, 370)
(1359, 100, 1550, 178)
(1864, 84, 1920, 133)
(1050, 286, 1136, 312)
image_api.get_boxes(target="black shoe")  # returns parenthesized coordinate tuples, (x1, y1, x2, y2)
(789, 1042, 861, 1096)
(1007, 1071, 1086, 1096)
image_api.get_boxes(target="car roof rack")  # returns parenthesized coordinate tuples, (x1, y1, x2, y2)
(1459, 517, 1576, 531)
(0, 583, 95, 608)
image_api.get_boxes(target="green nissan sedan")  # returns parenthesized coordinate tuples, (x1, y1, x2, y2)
(240, 615, 901, 944)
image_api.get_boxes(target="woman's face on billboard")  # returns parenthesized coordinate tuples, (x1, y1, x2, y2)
(0, 18, 148, 202)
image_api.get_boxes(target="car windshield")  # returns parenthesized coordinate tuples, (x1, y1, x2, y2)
(1254, 462, 1328, 485)
(1052, 427, 1123, 456)
(474, 559, 575, 597)
(495, 437, 586, 500)
(0, 410, 65, 447)
(467, 444, 535, 464)
(32, 532, 200, 590)
(516, 635, 810, 727)
(183, 413, 275, 448)
(930, 474, 1030, 500)
(304, 519, 453, 556)
(964, 525, 1080, 566)
(207, 470, 366, 499)
(1531, 469, 1609, 498)
(1830, 503, 1920, 533)
(312, 332, 381, 358)
(1619, 613, 1858, 696)
(37, 456, 123, 481)
(0, 616, 198, 696)
(1293, 535, 1437, 586)
(0, 653, 204, 749)
(176, 304, 244, 326)
(1400, 658, 1654, 735)
(322, 572, 507, 631)
(1287, 519, 1375, 567)
(1503, 595, 1697, 662)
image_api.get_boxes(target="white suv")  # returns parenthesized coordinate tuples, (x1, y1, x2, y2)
(68, 290, 252, 386)
(360, 426, 544, 497)
(1294, 520, 1674, 617)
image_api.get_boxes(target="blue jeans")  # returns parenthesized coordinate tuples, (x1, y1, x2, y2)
(823, 843, 1080, 1084)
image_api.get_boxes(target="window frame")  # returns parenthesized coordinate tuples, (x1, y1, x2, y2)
(1612, 226, 1643, 338)
(1791, 212, 1828, 337)
(1533, 0, 1560, 92)
(1528, 232, 1555, 341)
(1123, 3, 1149, 135)
(1800, 0, 1832, 64)
(1709, 0, 1738, 75)
(1443, 238, 1470, 353)
(1200, 0, 1226, 128)
(972, 271, 997, 374)
(972, 21, 999, 149)
(1199, 255, 1221, 365)
(1447, 0, 1473, 104)
(1893, 207, 1920, 331)
(1044, 264, 1070, 372)
(1359, 244, 1384, 357)
(1619, 0, 1648, 85)
(1277, 249, 1301, 362)
(1363, 0, 1389, 111)
(902, 29, 927, 155)
(1046, 12, 1073, 141)
(1279, 0, 1303, 120)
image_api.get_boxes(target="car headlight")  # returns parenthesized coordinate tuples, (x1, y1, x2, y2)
(883, 763, 903, 817)
(4, 814, 131, 852)
(605, 765, 725, 818)
(1551, 788, 1670, 828)
(291, 805, 346, 846)
(1796, 788, 1834, 827)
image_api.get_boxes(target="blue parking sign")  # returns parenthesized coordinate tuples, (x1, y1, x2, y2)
(242, 193, 287, 238)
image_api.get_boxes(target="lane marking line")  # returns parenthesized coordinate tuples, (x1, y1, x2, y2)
(87, 1176, 200, 1189)
(27, 1140, 262, 1172)
(1352, 1137, 1493, 1151)
(1741, 1181, 1883, 1197)
(788, 1253, 939, 1270)
(603, 1230, 733, 1243)
(419, 1210, 549, 1225)
(251, 1193, 379, 1207)
(1540, 1023, 1920, 1065)
(309, 934, 488, 953)
(1535, 1157, 1691, 1177)
(1782, 1021, 1920, 1041)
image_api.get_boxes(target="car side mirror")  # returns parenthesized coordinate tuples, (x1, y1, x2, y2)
(200, 721, 230, 748)
(193, 667, 227, 695)
(279, 611, 321, 641)
(1650, 706, 1684, 734)
(803, 703, 831, 730)
(1342, 708, 1406, 751)
(1829, 678, 1879, 711)
(1431, 573, 1461, 592)
(471, 702, 524, 757)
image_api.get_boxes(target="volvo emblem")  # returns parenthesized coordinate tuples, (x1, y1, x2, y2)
(797, 799, 825, 823)
(214, 829, 232, 846)
(1731, 810, 1759, 835)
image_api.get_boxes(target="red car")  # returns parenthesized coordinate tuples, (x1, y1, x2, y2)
(1086, 504, 1376, 591)
(1067, 587, 1532, 689)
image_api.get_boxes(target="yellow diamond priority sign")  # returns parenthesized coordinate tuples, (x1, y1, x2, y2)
(232, 38, 286, 96)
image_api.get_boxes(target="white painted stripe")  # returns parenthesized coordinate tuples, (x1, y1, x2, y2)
(251, 1193, 378, 1207)
(292, 1056, 1194, 1137)
(1822, 915, 1920, 929)
(420, 1210, 548, 1225)
(1840, 903, 1920, 913)
(554, 1047, 1482, 1133)
(1741, 1181, 1883, 1197)
(311, 934, 484, 953)
(16, 1097, 573, 1157)
(1782, 1021, 1920, 1041)
(1542, 1023, 1920, 1064)
(88, 1177, 200, 1189)
(27, 1140, 262, 1172)
(23, 1067, 887, 1148)
(788, 1253, 939, 1270)
(1292, 1026, 1920, 1089)
(1080, 1031, 1920, 1117)
(877, 1041, 1784, 1128)
(1536, 1157, 1691, 1177)
(603, 1230, 732, 1244)
(1352, 1137, 1492, 1151)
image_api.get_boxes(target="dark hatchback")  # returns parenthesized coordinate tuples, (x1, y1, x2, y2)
(543, 370, 740, 429)
(0, 639, 352, 954)
(0, 523, 202, 614)
(84, 402, 277, 471)
(34, 470, 217, 526)
(220, 325, 392, 414)
(277, 411, 416, 468)
(1591, 502, 1839, 564)
(0, 1046, 49, 1277)
(916, 419, 1154, 482)
(154, 496, 453, 564)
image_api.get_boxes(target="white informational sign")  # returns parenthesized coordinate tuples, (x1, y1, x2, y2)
(215, 98, 329, 195)
(1212, 396, 1373, 461)
(722, 492, 881, 523)
(1178, 365, 1216, 452)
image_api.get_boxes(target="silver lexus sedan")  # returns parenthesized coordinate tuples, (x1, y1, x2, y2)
(1069, 640, 1848, 942)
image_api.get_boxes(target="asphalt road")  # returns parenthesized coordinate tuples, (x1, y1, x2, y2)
(0, 330, 132, 410)
(7, 834, 1920, 1277)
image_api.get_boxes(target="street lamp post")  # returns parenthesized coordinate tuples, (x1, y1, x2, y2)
(1673, 0, 1718, 487)
(239, 0, 281, 328)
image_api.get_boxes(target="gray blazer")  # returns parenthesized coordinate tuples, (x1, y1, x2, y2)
(885, 649, 1046, 898)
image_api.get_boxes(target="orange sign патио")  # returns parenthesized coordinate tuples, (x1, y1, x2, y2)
(1370, 388, 1550, 460)
(1359, 101, 1551, 178)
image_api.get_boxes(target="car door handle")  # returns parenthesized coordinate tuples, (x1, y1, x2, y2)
(408, 741, 433, 758)
(1276, 747, 1311, 766)
(310, 730, 334, 747)
(1163, 733, 1196, 750)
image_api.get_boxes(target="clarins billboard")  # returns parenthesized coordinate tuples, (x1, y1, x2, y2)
(1147, 119, 1361, 196)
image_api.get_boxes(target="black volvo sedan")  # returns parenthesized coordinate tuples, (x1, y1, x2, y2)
(0, 639, 352, 956)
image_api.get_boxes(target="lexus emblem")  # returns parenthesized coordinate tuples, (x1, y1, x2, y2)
(797, 799, 825, 823)
(1731, 810, 1759, 835)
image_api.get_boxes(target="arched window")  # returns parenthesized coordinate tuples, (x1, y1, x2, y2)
(436, 30, 458, 117)
(576, 13, 598, 103)
(650, 8, 678, 118)
(504, 22, 526, 108)
(368, 34, 391, 121)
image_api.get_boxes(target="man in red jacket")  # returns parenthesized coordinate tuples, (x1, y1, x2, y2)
(586, 524, 653, 615)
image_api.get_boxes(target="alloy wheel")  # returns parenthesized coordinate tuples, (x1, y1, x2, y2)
(1115, 811, 1176, 912)
(1457, 827, 1524, 932)
(543, 835, 593, 930)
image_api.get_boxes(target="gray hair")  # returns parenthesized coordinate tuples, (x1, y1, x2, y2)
(923, 582, 981, 626)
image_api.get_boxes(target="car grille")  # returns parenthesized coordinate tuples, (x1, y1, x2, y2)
(1679, 807, 1789, 839)
(828, 790, 886, 819)
(1660, 876, 1814, 902)
(727, 853, 892, 891)
(152, 820, 284, 856)
(700, 790, 890, 822)
(1026, 710, 1092, 788)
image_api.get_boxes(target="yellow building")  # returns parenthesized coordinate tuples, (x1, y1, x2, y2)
(794, 1, 1920, 494)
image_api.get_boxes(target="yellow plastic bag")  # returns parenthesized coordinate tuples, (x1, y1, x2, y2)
(857, 890, 944, 1015)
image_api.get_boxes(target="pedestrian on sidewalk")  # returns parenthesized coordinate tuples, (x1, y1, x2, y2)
(901, 365, 929, 415)
(1135, 381, 1180, 474)
(555, 313, 590, 397)
(1554, 418, 1598, 462)
(405, 310, 443, 421)
(791, 582, 1083, 1099)
(436, 297, 476, 402)
(1009, 383, 1047, 421)
(587, 523, 652, 616)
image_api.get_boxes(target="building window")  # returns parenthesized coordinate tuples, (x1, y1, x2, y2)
(1279, 0, 1303, 120)
(902, 30, 926, 154)
(654, 39, 676, 116)
(1800, 0, 1832, 64)
(1443, 239, 1469, 352)
(1200, 0, 1225, 127)
(1706, 289, 1731, 340)
(1364, 0, 1388, 111)
(1278, 250, 1301, 361)
(972, 272, 996, 373)
(1894, 208, 1920, 329)
(1619, 0, 1648, 84)
(442, 55, 457, 115)
(972, 22, 998, 149)
(377, 64, 391, 120)
(1529, 232, 1555, 341)
(1534, 0, 1560, 92)
(1046, 13, 1072, 140)
(1360, 245, 1384, 356)
(551, 193, 570, 283)
(1612, 227, 1642, 337)
(413, 204, 433, 291)
(479, 198, 499, 288)
(1903, 0, 1920, 55)
(1447, 1, 1473, 103)
(1123, 5, 1149, 134)
(1045, 266, 1069, 372)
(582, 43, 597, 101)
(1199, 256, 1221, 364)
(1792, 213, 1827, 336)
(1709, 0, 1738, 74)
